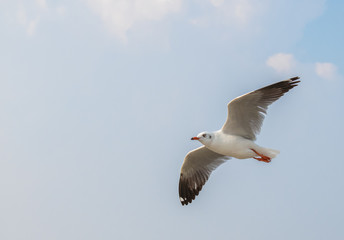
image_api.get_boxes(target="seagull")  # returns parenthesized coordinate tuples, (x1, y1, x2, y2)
(179, 77, 300, 206)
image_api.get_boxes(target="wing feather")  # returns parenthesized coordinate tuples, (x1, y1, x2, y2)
(179, 146, 230, 206)
(221, 77, 300, 140)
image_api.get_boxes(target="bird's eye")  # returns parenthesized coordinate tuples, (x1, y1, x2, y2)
(209, 135, 212, 139)
(202, 134, 206, 138)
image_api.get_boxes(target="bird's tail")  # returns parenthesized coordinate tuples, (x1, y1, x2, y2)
(264, 148, 280, 159)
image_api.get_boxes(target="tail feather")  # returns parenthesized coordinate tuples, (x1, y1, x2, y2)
(265, 148, 280, 159)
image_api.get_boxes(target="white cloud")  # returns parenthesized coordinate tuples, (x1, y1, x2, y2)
(84, 0, 325, 44)
(35, 0, 47, 9)
(188, 0, 264, 29)
(192, 0, 325, 46)
(26, 18, 39, 36)
(13, 1, 66, 36)
(87, 0, 182, 42)
(16, 5, 27, 25)
(209, 0, 224, 7)
(267, 54, 342, 81)
(315, 62, 338, 80)
(16, 4, 39, 36)
(266, 53, 296, 74)
(234, 0, 254, 24)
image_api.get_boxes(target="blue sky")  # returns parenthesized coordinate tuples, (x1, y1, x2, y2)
(1, 0, 344, 239)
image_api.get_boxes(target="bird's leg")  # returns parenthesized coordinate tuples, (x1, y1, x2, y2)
(250, 149, 271, 163)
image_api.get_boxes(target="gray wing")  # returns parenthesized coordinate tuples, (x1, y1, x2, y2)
(221, 76, 300, 140)
(179, 146, 230, 206)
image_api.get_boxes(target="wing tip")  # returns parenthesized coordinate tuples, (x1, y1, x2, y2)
(277, 76, 300, 91)
(179, 173, 204, 206)
(180, 197, 190, 206)
(290, 76, 300, 81)
(287, 76, 301, 85)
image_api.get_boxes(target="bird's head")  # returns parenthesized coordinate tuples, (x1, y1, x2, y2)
(191, 132, 214, 145)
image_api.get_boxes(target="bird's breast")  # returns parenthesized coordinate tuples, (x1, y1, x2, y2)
(207, 134, 256, 159)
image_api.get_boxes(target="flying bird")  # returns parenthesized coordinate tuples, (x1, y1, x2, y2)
(179, 77, 300, 206)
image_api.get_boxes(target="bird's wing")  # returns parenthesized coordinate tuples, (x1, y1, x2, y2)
(179, 146, 230, 206)
(221, 76, 300, 140)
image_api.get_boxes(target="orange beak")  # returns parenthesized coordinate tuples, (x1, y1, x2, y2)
(191, 137, 200, 140)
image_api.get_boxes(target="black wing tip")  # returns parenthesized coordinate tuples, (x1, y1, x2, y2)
(255, 76, 300, 100)
(268, 76, 301, 92)
(180, 199, 190, 206)
(290, 76, 300, 81)
(179, 174, 204, 206)
(259, 76, 301, 93)
(179, 187, 202, 206)
(286, 76, 301, 89)
(288, 76, 301, 85)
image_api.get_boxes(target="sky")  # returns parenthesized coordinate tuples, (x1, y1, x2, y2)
(0, 0, 344, 239)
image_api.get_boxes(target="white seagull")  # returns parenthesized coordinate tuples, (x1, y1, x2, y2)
(179, 77, 300, 205)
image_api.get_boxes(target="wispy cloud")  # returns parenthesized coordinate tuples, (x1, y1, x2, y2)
(35, 0, 47, 9)
(16, 4, 27, 25)
(267, 53, 342, 81)
(13, 0, 67, 36)
(16, 4, 41, 36)
(83, 0, 326, 45)
(315, 62, 339, 80)
(197, 0, 260, 26)
(209, 0, 224, 7)
(26, 17, 40, 36)
(86, 0, 182, 42)
(266, 53, 296, 74)
(233, 0, 254, 24)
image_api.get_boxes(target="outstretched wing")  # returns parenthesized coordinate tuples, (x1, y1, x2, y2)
(179, 146, 230, 206)
(221, 76, 300, 140)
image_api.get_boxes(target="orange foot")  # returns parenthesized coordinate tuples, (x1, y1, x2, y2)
(250, 149, 271, 163)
